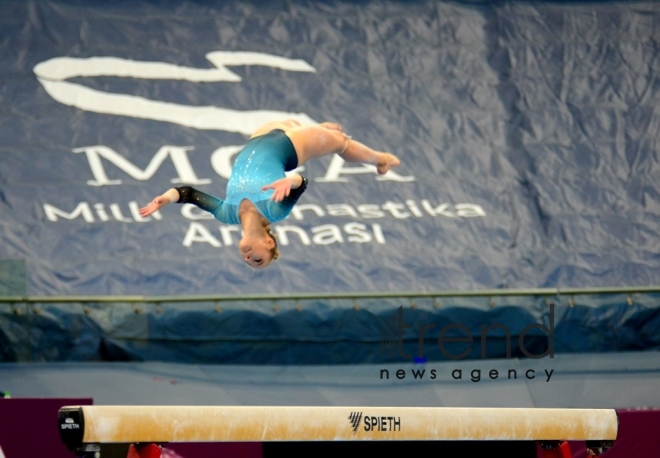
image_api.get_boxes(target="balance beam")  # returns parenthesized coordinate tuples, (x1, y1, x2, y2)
(58, 405, 618, 449)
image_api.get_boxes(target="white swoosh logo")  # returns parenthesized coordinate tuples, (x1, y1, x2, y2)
(34, 51, 318, 134)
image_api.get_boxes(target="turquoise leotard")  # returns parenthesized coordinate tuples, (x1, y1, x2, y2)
(176, 129, 305, 224)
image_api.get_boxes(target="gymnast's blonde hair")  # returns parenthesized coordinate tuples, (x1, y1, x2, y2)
(266, 226, 280, 261)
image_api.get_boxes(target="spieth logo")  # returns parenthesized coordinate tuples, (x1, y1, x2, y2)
(348, 412, 363, 433)
(348, 412, 401, 433)
(60, 417, 80, 430)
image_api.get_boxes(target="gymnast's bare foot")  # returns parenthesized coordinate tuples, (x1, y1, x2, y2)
(376, 153, 401, 175)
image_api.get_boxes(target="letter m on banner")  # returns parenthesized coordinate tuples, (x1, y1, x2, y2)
(73, 145, 210, 186)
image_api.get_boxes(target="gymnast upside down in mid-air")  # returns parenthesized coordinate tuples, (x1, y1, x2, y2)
(139, 120, 401, 269)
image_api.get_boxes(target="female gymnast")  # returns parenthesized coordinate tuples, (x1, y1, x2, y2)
(139, 120, 400, 269)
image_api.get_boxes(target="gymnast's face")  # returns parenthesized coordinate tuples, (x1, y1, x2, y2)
(239, 235, 274, 269)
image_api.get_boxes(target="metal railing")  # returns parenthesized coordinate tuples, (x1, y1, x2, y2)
(1, 285, 659, 304)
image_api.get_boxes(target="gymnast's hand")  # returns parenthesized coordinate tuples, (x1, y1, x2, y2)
(139, 197, 170, 218)
(262, 177, 295, 202)
(138, 188, 179, 218)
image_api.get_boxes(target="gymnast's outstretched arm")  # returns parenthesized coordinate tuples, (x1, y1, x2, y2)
(138, 186, 224, 218)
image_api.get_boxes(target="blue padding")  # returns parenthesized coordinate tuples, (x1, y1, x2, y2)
(2, 296, 658, 364)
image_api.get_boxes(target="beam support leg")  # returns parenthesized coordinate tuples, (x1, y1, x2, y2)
(538, 441, 572, 458)
(127, 444, 162, 458)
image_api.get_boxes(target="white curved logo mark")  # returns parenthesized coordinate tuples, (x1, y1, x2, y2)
(33, 52, 318, 134)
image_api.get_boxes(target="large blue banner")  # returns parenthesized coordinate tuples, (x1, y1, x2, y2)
(0, 0, 658, 296)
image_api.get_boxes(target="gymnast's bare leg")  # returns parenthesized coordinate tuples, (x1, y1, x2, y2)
(253, 120, 400, 175)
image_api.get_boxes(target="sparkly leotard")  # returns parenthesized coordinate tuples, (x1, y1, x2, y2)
(175, 129, 306, 224)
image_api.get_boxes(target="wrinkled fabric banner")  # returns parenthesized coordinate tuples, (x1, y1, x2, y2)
(0, 0, 658, 296)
